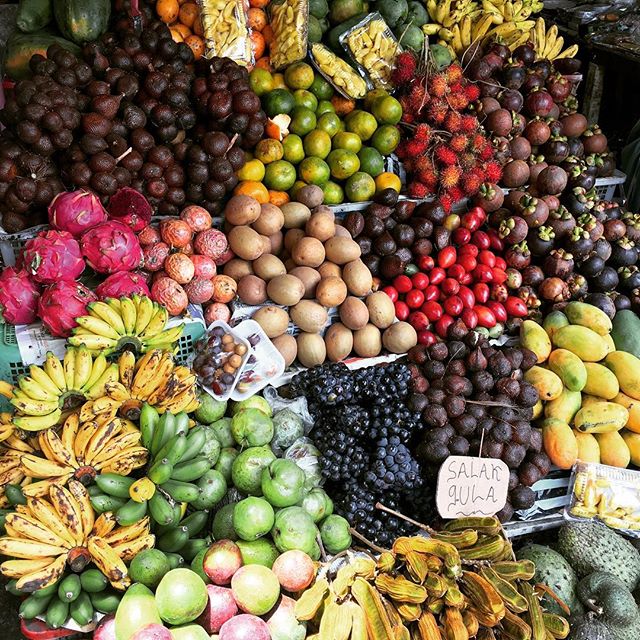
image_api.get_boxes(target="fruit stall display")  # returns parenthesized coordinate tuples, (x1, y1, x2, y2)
(1, 0, 640, 637)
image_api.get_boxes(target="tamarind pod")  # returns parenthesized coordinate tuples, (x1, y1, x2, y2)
(443, 517, 501, 535)
(480, 567, 529, 612)
(521, 582, 546, 640)
(461, 571, 506, 617)
(492, 560, 536, 582)
(432, 529, 479, 548)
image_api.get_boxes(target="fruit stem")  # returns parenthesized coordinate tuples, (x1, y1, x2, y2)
(349, 528, 388, 554)
(374, 502, 437, 536)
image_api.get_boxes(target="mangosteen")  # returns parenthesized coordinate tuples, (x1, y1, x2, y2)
(593, 237, 612, 262)
(577, 213, 603, 242)
(524, 118, 551, 146)
(549, 119, 563, 137)
(499, 89, 524, 112)
(505, 190, 527, 211)
(564, 226, 593, 258)
(623, 214, 640, 243)
(510, 112, 527, 137)
(567, 137, 584, 157)
(592, 266, 619, 292)
(547, 205, 576, 240)
(579, 254, 605, 278)
(582, 125, 608, 154)
(479, 97, 501, 117)
(501, 64, 526, 89)
(516, 194, 549, 227)
(504, 241, 531, 269)
(606, 203, 623, 220)
(536, 165, 568, 196)
(543, 136, 570, 164)
(527, 225, 555, 256)
(489, 208, 510, 228)
(614, 293, 632, 311)
(584, 293, 617, 319)
(524, 89, 555, 117)
(493, 136, 512, 165)
(543, 248, 574, 278)
(529, 160, 549, 186)
(480, 81, 501, 98)
(546, 73, 572, 102)
(506, 268, 523, 289)
(510, 136, 532, 161)
(562, 187, 595, 216)
(489, 42, 511, 60)
(554, 58, 581, 74)
(486, 109, 513, 137)
(618, 266, 640, 292)
(514, 43, 535, 65)
(599, 153, 616, 177)
(610, 238, 638, 267)
(473, 183, 504, 212)
(501, 159, 530, 188)
(568, 164, 595, 190)
(518, 285, 542, 310)
(532, 59, 552, 79)
(522, 265, 545, 287)
(522, 70, 545, 94)
(591, 201, 608, 223)
(499, 216, 528, 244)
(567, 273, 588, 298)
(539, 277, 570, 302)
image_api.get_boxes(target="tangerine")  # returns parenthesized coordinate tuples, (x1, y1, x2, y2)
(248, 7, 267, 31)
(250, 31, 265, 59)
(234, 181, 269, 204)
(269, 190, 290, 206)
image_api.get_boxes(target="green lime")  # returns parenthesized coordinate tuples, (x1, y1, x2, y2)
(364, 88, 389, 111)
(298, 157, 331, 185)
(316, 100, 335, 116)
(371, 124, 401, 155)
(345, 110, 378, 141)
(289, 107, 317, 136)
(345, 171, 376, 202)
(308, 14, 323, 43)
(284, 62, 315, 90)
(129, 549, 171, 589)
(293, 89, 318, 112)
(309, 74, 334, 100)
(321, 181, 344, 205)
(358, 146, 385, 177)
(303, 129, 332, 159)
(316, 112, 342, 137)
(327, 149, 360, 180)
(263, 160, 297, 190)
(249, 68, 274, 97)
(332, 131, 362, 153)
(282, 134, 305, 164)
(263, 89, 295, 117)
(372, 95, 403, 125)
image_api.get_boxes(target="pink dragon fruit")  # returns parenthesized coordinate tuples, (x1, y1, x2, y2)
(80, 221, 143, 274)
(107, 187, 153, 232)
(0, 267, 40, 325)
(96, 272, 151, 299)
(48, 189, 108, 237)
(38, 281, 97, 337)
(22, 230, 85, 284)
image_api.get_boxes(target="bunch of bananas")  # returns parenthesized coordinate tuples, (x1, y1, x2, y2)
(68, 295, 183, 356)
(17, 412, 147, 498)
(530, 17, 579, 60)
(0, 480, 151, 592)
(1, 348, 118, 432)
(12, 568, 122, 629)
(0, 433, 40, 507)
(91, 407, 215, 529)
(0, 410, 14, 443)
(297, 516, 570, 640)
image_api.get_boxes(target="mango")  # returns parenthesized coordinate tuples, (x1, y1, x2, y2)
(544, 388, 582, 424)
(582, 363, 619, 400)
(541, 418, 578, 470)
(547, 349, 587, 392)
(573, 431, 600, 464)
(605, 351, 640, 400)
(613, 392, 640, 433)
(520, 320, 552, 364)
(524, 366, 563, 401)
(532, 399, 543, 420)
(581, 394, 606, 408)
(543, 310, 569, 343)
(594, 431, 631, 468)
(552, 325, 609, 362)
(573, 402, 628, 434)
(564, 301, 612, 336)
(602, 333, 616, 355)
(622, 430, 640, 466)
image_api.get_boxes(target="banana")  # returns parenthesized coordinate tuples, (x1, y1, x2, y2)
(113, 533, 155, 563)
(142, 324, 184, 349)
(104, 517, 150, 546)
(76, 315, 121, 341)
(100, 447, 148, 475)
(129, 477, 156, 503)
(435, 0, 452, 24)
(15, 554, 67, 593)
(427, 0, 438, 20)
(87, 301, 126, 336)
(120, 297, 138, 335)
(117, 351, 136, 390)
(556, 43, 578, 58)
(40, 428, 76, 468)
(92, 512, 118, 538)
(28, 366, 61, 398)
(22, 476, 73, 499)
(92, 432, 143, 470)
(1, 557, 54, 578)
(84, 419, 122, 467)
(547, 35, 564, 60)
(49, 485, 84, 546)
(0, 537, 67, 559)
(86, 364, 120, 400)
(68, 334, 118, 352)
(139, 403, 159, 450)
(0, 381, 14, 400)
(87, 536, 129, 588)
(452, 24, 463, 53)
(61, 348, 76, 392)
(139, 305, 168, 339)
(44, 353, 66, 392)
(68, 480, 94, 540)
(73, 347, 93, 391)
(461, 15, 472, 47)
(131, 350, 166, 399)
(4, 513, 70, 548)
(13, 410, 62, 432)
(18, 376, 57, 403)
(83, 353, 108, 393)
(134, 296, 155, 336)
(11, 395, 59, 417)
(25, 497, 76, 548)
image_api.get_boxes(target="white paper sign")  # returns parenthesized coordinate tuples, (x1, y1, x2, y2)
(436, 456, 509, 518)
(15, 323, 66, 366)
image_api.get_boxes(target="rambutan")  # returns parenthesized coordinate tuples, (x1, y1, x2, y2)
(449, 82, 464, 95)
(435, 144, 457, 166)
(408, 84, 428, 114)
(448, 92, 469, 111)
(416, 158, 438, 188)
(459, 152, 476, 170)
(485, 161, 503, 183)
(448, 186, 465, 203)
(439, 193, 453, 212)
(392, 52, 418, 85)
(395, 141, 409, 159)
(461, 172, 483, 195)
(444, 111, 463, 133)
(464, 83, 481, 102)
(450, 134, 468, 153)
(445, 64, 463, 84)
(479, 141, 494, 161)
(408, 181, 431, 198)
(428, 100, 448, 124)
(469, 133, 486, 152)
(440, 165, 462, 189)
(405, 138, 430, 156)
(415, 123, 431, 142)
(430, 74, 449, 98)
(460, 115, 479, 133)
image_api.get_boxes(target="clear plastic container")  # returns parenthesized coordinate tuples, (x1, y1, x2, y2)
(198, 0, 252, 65)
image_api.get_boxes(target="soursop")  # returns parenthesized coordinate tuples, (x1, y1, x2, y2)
(557, 521, 640, 589)
(569, 612, 614, 640)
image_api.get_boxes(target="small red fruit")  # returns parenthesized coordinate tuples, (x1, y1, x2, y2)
(457, 255, 477, 272)
(472, 230, 490, 249)
(430, 268, 446, 285)
(458, 286, 475, 309)
(478, 250, 496, 267)
(443, 295, 463, 316)
(459, 244, 479, 257)
(441, 278, 460, 296)
(453, 227, 471, 245)
(460, 272, 473, 285)
(447, 264, 466, 280)
(394, 275, 413, 293)
(394, 300, 410, 320)
(475, 305, 497, 328)
(406, 289, 425, 309)
(487, 229, 504, 251)
(418, 255, 435, 271)
(422, 300, 443, 322)
(473, 264, 494, 282)
(438, 246, 457, 269)
(494, 256, 507, 271)
(382, 286, 399, 302)
(424, 284, 440, 302)
(491, 268, 507, 284)
(487, 300, 507, 323)
(473, 283, 490, 303)
(411, 273, 429, 290)
(418, 330, 437, 345)
(461, 308, 478, 329)
(435, 314, 454, 338)
(505, 296, 528, 317)
(409, 311, 429, 331)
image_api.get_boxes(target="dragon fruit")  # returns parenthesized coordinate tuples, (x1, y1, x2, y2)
(48, 189, 108, 237)
(96, 272, 151, 299)
(38, 281, 97, 337)
(107, 187, 153, 232)
(80, 221, 143, 274)
(0, 267, 40, 325)
(22, 230, 85, 284)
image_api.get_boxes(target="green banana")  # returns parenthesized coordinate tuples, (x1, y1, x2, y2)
(33, 581, 60, 599)
(80, 569, 108, 593)
(174, 412, 190, 436)
(181, 511, 210, 538)
(149, 491, 176, 526)
(90, 590, 121, 614)
(95, 473, 136, 499)
(148, 458, 174, 485)
(158, 526, 190, 553)
(58, 574, 81, 603)
(6, 580, 24, 596)
(180, 538, 210, 562)
(171, 457, 211, 482)
(154, 434, 188, 466)
(178, 428, 206, 463)
(160, 479, 201, 503)
(116, 499, 149, 526)
(70, 591, 94, 626)
(151, 412, 176, 456)
(46, 598, 70, 629)
(90, 494, 127, 514)
(19, 594, 52, 619)
(140, 402, 159, 449)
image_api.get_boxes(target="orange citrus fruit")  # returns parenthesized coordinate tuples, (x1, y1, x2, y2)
(248, 7, 267, 31)
(345, 110, 378, 141)
(255, 57, 273, 72)
(282, 134, 305, 164)
(249, 68, 274, 96)
(250, 0, 269, 7)
(178, 2, 198, 27)
(234, 181, 269, 203)
(264, 160, 297, 190)
(157, 0, 179, 23)
(284, 62, 315, 90)
(375, 172, 401, 194)
(172, 23, 191, 38)
(303, 129, 332, 159)
(298, 157, 330, 186)
(345, 172, 376, 202)
(331, 95, 356, 116)
(254, 139, 284, 164)
(237, 159, 266, 182)
(269, 190, 290, 206)
(251, 31, 265, 59)
(321, 181, 344, 205)
(327, 149, 360, 180)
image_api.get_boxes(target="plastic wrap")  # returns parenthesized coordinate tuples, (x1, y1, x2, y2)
(269, 0, 309, 70)
(284, 436, 323, 490)
(198, 0, 252, 65)
(309, 43, 368, 99)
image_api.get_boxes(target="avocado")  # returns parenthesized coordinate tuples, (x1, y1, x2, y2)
(395, 22, 424, 51)
(516, 543, 583, 616)
(557, 521, 640, 590)
(329, 0, 364, 24)
(407, 0, 429, 25)
(309, 0, 329, 19)
(378, 0, 408, 29)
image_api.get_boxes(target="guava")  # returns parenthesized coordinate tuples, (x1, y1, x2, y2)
(271, 409, 304, 455)
(271, 507, 318, 556)
(236, 539, 280, 568)
(209, 417, 235, 448)
(195, 394, 227, 424)
(231, 446, 276, 496)
(231, 409, 274, 448)
(299, 488, 333, 523)
(215, 448, 239, 482)
(261, 459, 306, 508)
(231, 396, 272, 417)
(233, 497, 275, 541)
(319, 515, 352, 554)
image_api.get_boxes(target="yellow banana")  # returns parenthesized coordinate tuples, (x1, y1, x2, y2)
(1, 557, 54, 578)
(140, 305, 168, 339)
(61, 413, 80, 457)
(105, 382, 130, 403)
(68, 480, 94, 540)
(99, 447, 147, 475)
(142, 324, 184, 348)
(547, 35, 564, 60)
(22, 475, 73, 499)
(427, 0, 438, 20)
(86, 364, 120, 400)
(21, 453, 73, 479)
(0, 381, 14, 400)
(68, 334, 118, 352)
(40, 428, 76, 468)
(460, 15, 472, 47)
(157, 387, 198, 414)
(120, 297, 137, 335)
(0, 423, 14, 444)
(16, 554, 67, 593)
(63, 348, 76, 392)
(113, 533, 155, 563)
(13, 410, 62, 432)
(83, 353, 108, 393)
(49, 485, 84, 546)
(134, 296, 155, 336)
(118, 351, 136, 389)
(436, 0, 452, 24)
(25, 497, 76, 548)
(0, 537, 67, 559)
(4, 434, 36, 453)
(92, 432, 141, 469)
(92, 512, 118, 538)
(131, 350, 168, 399)
(84, 419, 122, 467)
(74, 420, 101, 463)
(75, 315, 121, 341)
(452, 24, 463, 53)
(18, 376, 57, 403)
(88, 301, 126, 335)
(4, 512, 71, 548)
(73, 346, 93, 391)
(28, 366, 61, 398)
(11, 395, 59, 417)
(104, 517, 150, 546)
(105, 297, 122, 314)
(88, 536, 129, 588)
(44, 353, 66, 392)
(556, 43, 578, 58)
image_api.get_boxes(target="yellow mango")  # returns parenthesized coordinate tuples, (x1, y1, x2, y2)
(622, 430, 640, 466)
(552, 325, 609, 362)
(605, 351, 640, 400)
(543, 310, 569, 343)
(573, 431, 600, 464)
(581, 394, 606, 408)
(520, 320, 552, 364)
(602, 333, 616, 355)
(541, 418, 578, 469)
(613, 392, 640, 433)
(524, 366, 564, 401)
(583, 363, 619, 400)
(574, 402, 628, 434)
(532, 399, 543, 420)
(594, 431, 631, 468)
(544, 388, 582, 424)
(548, 349, 587, 392)
(565, 301, 613, 336)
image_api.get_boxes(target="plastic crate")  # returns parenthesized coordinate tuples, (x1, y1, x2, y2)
(594, 169, 626, 201)
(0, 224, 46, 269)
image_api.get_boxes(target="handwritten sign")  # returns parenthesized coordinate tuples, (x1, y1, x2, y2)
(436, 456, 509, 519)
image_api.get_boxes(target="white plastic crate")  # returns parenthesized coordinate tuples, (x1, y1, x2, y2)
(594, 169, 626, 201)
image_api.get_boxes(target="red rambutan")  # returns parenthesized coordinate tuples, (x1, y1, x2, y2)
(439, 193, 453, 212)
(469, 132, 486, 152)
(428, 100, 448, 124)
(392, 52, 417, 85)
(416, 159, 439, 188)
(485, 161, 503, 183)
(461, 172, 483, 195)
(430, 74, 449, 98)
(448, 186, 465, 203)
(464, 83, 481, 102)
(459, 152, 476, 170)
(440, 165, 462, 189)
(444, 111, 463, 133)
(450, 134, 468, 153)
(395, 141, 409, 159)
(448, 92, 470, 111)
(479, 141, 494, 161)
(445, 64, 463, 84)
(435, 144, 457, 166)
(408, 181, 431, 198)
(405, 138, 430, 156)
(415, 123, 431, 142)
(408, 84, 428, 114)
(460, 115, 479, 133)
